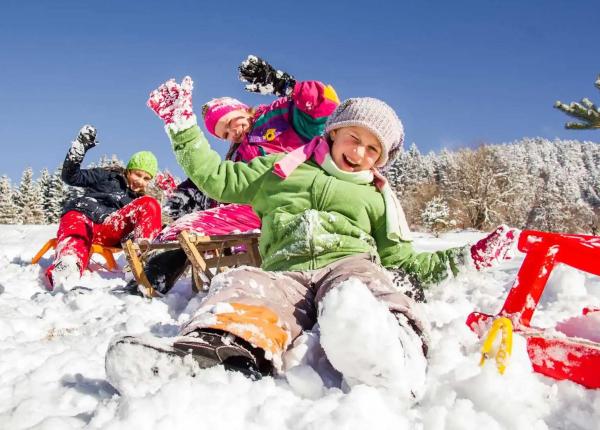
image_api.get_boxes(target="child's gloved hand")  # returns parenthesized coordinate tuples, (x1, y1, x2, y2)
(238, 55, 296, 97)
(76, 125, 98, 151)
(67, 125, 98, 162)
(147, 76, 197, 133)
(154, 171, 177, 194)
(468, 224, 520, 270)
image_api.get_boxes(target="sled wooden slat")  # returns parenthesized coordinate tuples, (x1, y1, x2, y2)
(178, 231, 262, 292)
(123, 240, 157, 298)
(137, 242, 182, 251)
(178, 231, 212, 280)
(191, 266, 205, 294)
(187, 232, 261, 244)
(122, 231, 262, 297)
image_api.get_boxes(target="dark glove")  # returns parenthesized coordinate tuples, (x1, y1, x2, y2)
(76, 125, 98, 151)
(238, 55, 296, 97)
(389, 269, 425, 303)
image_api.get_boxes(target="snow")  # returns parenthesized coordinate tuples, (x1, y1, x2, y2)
(318, 280, 427, 400)
(1, 224, 600, 429)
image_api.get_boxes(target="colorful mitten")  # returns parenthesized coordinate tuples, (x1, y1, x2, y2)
(147, 76, 197, 133)
(154, 171, 177, 194)
(468, 224, 520, 270)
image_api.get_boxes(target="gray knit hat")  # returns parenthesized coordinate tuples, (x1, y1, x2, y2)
(325, 97, 404, 171)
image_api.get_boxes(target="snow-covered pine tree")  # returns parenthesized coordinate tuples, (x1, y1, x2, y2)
(382, 135, 600, 232)
(15, 168, 45, 224)
(555, 74, 600, 130)
(38, 168, 53, 223)
(433, 148, 456, 185)
(43, 169, 67, 223)
(96, 154, 125, 169)
(0, 175, 19, 224)
(421, 196, 454, 236)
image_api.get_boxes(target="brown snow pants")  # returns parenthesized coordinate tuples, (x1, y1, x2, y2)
(181, 254, 427, 364)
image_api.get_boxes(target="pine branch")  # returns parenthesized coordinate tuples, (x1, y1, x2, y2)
(554, 74, 600, 130)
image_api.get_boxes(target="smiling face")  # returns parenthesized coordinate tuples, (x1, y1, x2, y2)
(214, 110, 253, 144)
(329, 126, 383, 172)
(126, 169, 152, 193)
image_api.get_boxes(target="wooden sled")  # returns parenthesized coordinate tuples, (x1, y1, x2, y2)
(123, 231, 262, 298)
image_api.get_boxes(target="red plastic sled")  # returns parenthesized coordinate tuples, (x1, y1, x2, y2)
(467, 230, 600, 389)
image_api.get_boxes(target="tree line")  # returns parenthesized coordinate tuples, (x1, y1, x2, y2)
(2, 137, 600, 235)
(387, 137, 600, 235)
(0, 155, 171, 225)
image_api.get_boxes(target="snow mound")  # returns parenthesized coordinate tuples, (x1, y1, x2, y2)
(318, 279, 426, 401)
(1, 225, 600, 429)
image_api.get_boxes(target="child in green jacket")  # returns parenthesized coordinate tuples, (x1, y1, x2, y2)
(106, 77, 518, 399)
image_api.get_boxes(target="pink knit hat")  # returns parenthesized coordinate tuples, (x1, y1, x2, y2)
(202, 97, 250, 137)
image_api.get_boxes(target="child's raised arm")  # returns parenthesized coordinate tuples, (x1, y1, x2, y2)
(147, 77, 276, 205)
(61, 125, 109, 188)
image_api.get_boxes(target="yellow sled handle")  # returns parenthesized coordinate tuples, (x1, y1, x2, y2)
(479, 317, 513, 375)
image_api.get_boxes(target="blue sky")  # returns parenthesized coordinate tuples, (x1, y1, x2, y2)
(1, 0, 599, 181)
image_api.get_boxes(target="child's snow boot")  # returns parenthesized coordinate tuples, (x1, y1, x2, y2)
(105, 334, 200, 397)
(318, 281, 427, 401)
(47, 257, 81, 292)
(105, 330, 268, 396)
(172, 329, 270, 378)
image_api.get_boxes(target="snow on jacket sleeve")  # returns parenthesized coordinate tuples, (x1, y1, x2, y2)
(290, 81, 340, 141)
(170, 125, 276, 205)
(61, 142, 112, 189)
(373, 221, 464, 285)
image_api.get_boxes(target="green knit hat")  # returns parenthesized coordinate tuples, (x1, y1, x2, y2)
(126, 151, 158, 178)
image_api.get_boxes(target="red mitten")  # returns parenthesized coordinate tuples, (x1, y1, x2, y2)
(469, 225, 520, 270)
(154, 171, 177, 194)
(147, 76, 196, 133)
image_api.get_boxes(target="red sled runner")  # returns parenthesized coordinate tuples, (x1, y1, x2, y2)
(467, 230, 600, 389)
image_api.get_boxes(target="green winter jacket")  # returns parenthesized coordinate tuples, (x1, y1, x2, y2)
(171, 125, 463, 284)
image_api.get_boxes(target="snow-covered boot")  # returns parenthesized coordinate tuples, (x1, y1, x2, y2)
(47, 256, 81, 292)
(318, 280, 427, 401)
(105, 330, 267, 396)
(172, 329, 268, 377)
(105, 334, 200, 397)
